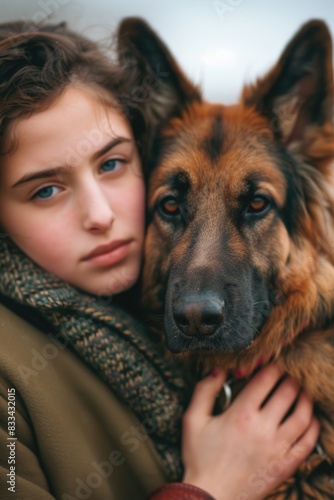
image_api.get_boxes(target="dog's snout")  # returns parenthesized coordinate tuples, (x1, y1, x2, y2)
(173, 294, 225, 336)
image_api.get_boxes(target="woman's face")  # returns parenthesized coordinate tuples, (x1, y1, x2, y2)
(0, 86, 145, 296)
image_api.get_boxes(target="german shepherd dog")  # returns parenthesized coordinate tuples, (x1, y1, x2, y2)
(117, 18, 334, 497)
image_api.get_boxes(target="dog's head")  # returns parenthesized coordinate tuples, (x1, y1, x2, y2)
(117, 19, 334, 366)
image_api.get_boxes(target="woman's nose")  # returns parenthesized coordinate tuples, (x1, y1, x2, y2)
(81, 186, 115, 232)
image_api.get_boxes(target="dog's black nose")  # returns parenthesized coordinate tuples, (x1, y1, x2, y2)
(173, 293, 225, 336)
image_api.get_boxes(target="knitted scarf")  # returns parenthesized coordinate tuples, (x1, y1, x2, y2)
(0, 237, 187, 481)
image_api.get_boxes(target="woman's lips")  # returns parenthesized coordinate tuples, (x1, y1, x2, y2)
(82, 240, 132, 267)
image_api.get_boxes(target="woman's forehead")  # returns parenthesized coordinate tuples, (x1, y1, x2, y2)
(7, 86, 133, 156)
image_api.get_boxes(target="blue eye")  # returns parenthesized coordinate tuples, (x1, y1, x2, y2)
(101, 159, 122, 172)
(34, 186, 60, 200)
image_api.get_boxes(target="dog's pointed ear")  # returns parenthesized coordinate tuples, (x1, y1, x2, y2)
(243, 20, 333, 149)
(116, 17, 201, 127)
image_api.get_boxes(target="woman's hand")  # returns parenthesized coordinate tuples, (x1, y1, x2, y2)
(182, 363, 320, 500)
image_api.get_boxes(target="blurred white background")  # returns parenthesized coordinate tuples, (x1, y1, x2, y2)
(1, 0, 333, 102)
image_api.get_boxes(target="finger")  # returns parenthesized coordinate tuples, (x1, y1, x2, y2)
(278, 391, 314, 444)
(280, 417, 320, 476)
(233, 363, 283, 410)
(261, 376, 300, 424)
(184, 368, 226, 421)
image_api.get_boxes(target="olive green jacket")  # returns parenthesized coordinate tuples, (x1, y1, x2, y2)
(0, 303, 168, 500)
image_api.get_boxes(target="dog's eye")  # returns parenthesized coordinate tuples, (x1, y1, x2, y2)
(159, 196, 180, 216)
(247, 196, 270, 214)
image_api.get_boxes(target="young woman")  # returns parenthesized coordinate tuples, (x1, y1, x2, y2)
(0, 21, 319, 500)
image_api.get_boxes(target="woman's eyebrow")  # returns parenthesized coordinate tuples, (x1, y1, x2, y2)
(11, 165, 70, 188)
(91, 136, 131, 161)
(11, 136, 132, 188)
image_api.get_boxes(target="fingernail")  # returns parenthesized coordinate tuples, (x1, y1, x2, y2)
(236, 369, 244, 379)
(211, 369, 219, 377)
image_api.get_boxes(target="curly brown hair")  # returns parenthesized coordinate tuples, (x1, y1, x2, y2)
(0, 21, 146, 159)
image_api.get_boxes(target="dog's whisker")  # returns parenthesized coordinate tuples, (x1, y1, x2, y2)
(229, 318, 260, 336)
(140, 314, 165, 327)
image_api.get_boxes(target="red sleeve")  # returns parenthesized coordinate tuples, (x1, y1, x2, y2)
(149, 482, 216, 499)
